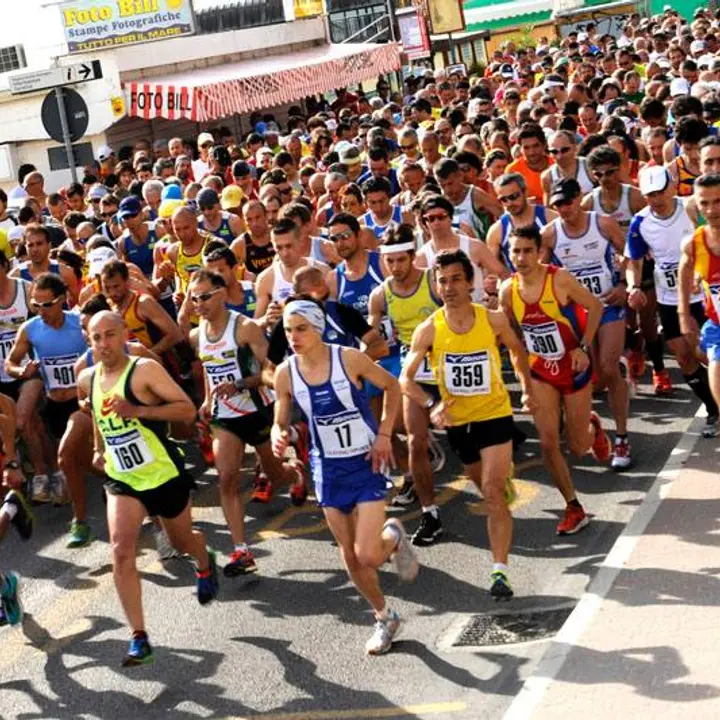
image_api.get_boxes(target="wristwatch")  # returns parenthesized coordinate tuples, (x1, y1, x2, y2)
(579, 342, 591, 355)
(424, 396, 434, 409)
(4, 461, 19, 470)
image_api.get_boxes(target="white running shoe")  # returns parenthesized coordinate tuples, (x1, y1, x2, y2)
(31, 474, 51, 504)
(365, 610, 401, 655)
(384, 519, 419, 583)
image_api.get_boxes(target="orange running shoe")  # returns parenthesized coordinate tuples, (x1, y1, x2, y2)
(653, 369, 673, 395)
(557, 504, 589, 535)
(589, 411, 611, 462)
(251, 472, 272, 503)
(627, 349, 646, 381)
(197, 422, 214, 466)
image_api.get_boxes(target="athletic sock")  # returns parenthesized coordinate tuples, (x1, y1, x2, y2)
(422, 505, 439, 518)
(0, 502, 17, 521)
(375, 606, 389, 621)
(616, 433, 628, 443)
(626, 327, 642, 351)
(492, 562, 508, 575)
(646, 338, 665, 373)
(132, 630, 147, 640)
(234, 543, 249, 554)
(684, 366, 719, 416)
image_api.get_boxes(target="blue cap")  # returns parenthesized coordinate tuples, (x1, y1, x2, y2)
(161, 184, 182, 201)
(118, 195, 143, 221)
(255, 121, 267, 135)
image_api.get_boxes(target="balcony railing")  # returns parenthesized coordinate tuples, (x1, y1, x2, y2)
(194, 0, 286, 34)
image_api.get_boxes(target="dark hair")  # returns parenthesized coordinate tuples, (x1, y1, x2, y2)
(434, 157, 461, 180)
(80, 293, 111, 316)
(66, 182, 84, 198)
(17, 164, 36, 186)
(282, 201, 312, 226)
(700, 135, 720, 149)
(204, 239, 229, 257)
(362, 176, 392, 198)
(57, 250, 84, 280)
(671, 95, 703, 119)
(275, 151, 294, 168)
(189, 269, 226, 288)
(587, 145, 622, 169)
(0, 250, 9, 272)
(367, 146, 390, 163)
(63, 211, 86, 230)
(24, 223, 50, 243)
(272, 216, 299, 238)
(453, 151, 483, 173)
(383, 223, 416, 252)
(328, 212, 361, 235)
(517, 122, 547, 147)
(695, 173, 720, 189)
(435, 249, 474, 282)
(205, 246, 237, 268)
(0, 189, 6, 206)
(101, 259, 130, 281)
(675, 117, 708, 145)
(18, 207, 36, 224)
(509, 224, 542, 249)
(35, 272, 67, 298)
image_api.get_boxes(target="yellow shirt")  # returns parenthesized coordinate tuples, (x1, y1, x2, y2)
(0, 229, 14, 260)
(429, 304, 511, 425)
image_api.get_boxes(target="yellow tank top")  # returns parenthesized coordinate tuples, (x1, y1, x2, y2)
(429, 304, 511, 425)
(121, 292, 154, 349)
(176, 232, 211, 293)
(384, 269, 440, 346)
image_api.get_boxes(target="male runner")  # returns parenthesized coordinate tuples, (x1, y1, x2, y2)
(117, 196, 166, 280)
(543, 179, 632, 470)
(232, 200, 276, 276)
(272, 298, 418, 655)
(78, 311, 218, 666)
(679, 173, 720, 423)
(685, 137, 720, 227)
(627, 166, 719, 435)
(197, 188, 244, 243)
(6, 273, 92, 546)
(401, 248, 534, 599)
(541, 130, 594, 202)
(361, 177, 411, 241)
(501, 225, 608, 535)
(190, 270, 304, 576)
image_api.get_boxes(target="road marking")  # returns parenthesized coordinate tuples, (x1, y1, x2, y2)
(502, 407, 705, 720)
(231, 701, 467, 719)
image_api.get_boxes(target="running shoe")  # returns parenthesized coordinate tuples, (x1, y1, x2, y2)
(251, 472, 272, 504)
(3, 490, 33, 541)
(618, 356, 637, 398)
(288, 459, 308, 507)
(293, 421, 310, 467)
(154, 526, 183, 560)
(365, 610, 401, 655)
(702, 415, 719, 439)
(223, 548, 258, 577)
(490, 570, 513, 601)
(391, 477, 417, 507)
(30, 474, 51, 504)
(197, 421, 214, 466)
(556, 504, 589, 535)
(0, 572, 22, 625)
(50, 470, 70, 506)
(652, 369, 673, 396)
(427, 434, 446, 473)
(411, 510, 443, 547)
(196, 548, 219, 605)
(384, 519, 419, 583)
(627, 349, 646, 381)
(122, 633, 154, 667)
(589, 412, 612, 463)
(610, 438, 632, 471)
(66, 519, 91, 549)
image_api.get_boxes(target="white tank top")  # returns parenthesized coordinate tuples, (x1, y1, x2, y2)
(0, 279, 30, 383)
(199, 310, 272, 418)
(590, 184, 634, 232)
(452, 186, 486, 238)
(549, 158, 594, 195)
(416, 235, 486, 304)
(271, 258, 316, 303)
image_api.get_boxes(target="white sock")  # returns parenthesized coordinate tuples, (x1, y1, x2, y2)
(375, 606, 389, 621)
(383, 521, 401, 549)
(0, 502, 17, 521)
(492, 562, 509, 574)
(234, 543, 248, 553)
(422, 505, 439, 518)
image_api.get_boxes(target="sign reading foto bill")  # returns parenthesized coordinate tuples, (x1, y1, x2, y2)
(60, 0, 195, 54)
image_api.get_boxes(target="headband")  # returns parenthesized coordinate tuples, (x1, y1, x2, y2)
(379, 242, 416, 254)
(283, 299, 326, 335)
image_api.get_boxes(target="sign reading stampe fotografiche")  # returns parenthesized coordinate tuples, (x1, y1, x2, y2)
(59, 0, 195, 55)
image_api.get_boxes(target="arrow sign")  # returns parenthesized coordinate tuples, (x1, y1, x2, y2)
(9, 60, 102, 95)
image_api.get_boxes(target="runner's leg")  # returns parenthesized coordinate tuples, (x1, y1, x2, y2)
(597, 319, 629, 435)
(160, 501, 210, 571)
(58, 410, 93, 522)
(212, 426, 246, 546)
(564, 383, 595, 458)
(404, 395, 434, 507)
(16, 379, 47, 475)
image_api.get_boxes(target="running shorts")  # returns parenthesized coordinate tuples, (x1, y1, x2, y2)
(44, 397, 80, 440)
(446, 415, 514, 465)
(211, 407, 273, 447)
(700, 319, 720, 363)
(104, 473, 192, 519)
(658, 301, 705, 342)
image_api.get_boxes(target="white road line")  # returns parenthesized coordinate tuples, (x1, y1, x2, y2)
(502, 407, 706, 720)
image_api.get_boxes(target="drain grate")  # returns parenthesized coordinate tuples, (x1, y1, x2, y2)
(452, 607, 573, 647)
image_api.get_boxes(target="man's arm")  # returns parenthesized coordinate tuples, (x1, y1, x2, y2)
(555, 268, 603, 345)
(678, 233, 697, 324)
(271, 363, 293, 456)
(239, 319, 269, 387)
(230, 237, 246, 266)
(228, 214, 244, 238)
(629, 187, 647, 214)
(6, 326, 36, 380)
(485, 220, 503, 261)
(472, 186, 502, 219)
(137, 295, 183, 354)
(540, 168, 553, 206)
(470, 237, 510, 279)
(540, 222, 558, 264)
(253, 268, 273, 321)
(60, 265, 79, 307)
(598, 215, 626, 255)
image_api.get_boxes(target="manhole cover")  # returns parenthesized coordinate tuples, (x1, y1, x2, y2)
(452, 607, 573, 647)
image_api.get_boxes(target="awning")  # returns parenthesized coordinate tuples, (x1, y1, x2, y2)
(464, 0, 554, 33)
(124, 42, 402, 122)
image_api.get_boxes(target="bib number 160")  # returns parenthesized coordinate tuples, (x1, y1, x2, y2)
(113, 443, 146, 471)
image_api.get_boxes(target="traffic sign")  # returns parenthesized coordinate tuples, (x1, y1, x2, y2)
(8, 60, 102, 95)
(41, 88, 89, 144)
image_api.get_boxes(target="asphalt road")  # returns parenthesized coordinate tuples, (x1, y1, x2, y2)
(0, 362, 703, 720)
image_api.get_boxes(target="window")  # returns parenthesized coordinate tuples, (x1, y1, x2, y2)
(0, 46, 26, 74)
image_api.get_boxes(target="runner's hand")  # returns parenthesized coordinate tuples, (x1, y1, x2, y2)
(20, 361, 39, 380)
(212, 381, 238, 399)
(368, 434, 395, 474)
(570, 347, 591, 373)
(198, 401, 211, 423)
(92, 450, 105, 474)
(679, 310, 700, 340)
(157, 261, 175, 281)
(627, 287, 647, 310)
(602, 285, 627, 307)
(430, 399, 454, 428)
(521, 390, 537, 414)
(271, 424, 289, 457)
(109, 395, 142, 419)
(3, 467, 22, 490)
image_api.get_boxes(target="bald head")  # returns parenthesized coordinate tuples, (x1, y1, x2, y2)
(88, 310, 125, 333)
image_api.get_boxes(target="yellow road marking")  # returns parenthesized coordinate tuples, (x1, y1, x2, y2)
(230, 701, 467, 720)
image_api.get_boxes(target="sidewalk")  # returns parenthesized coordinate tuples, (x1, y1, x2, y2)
(505, 413, 720, 720)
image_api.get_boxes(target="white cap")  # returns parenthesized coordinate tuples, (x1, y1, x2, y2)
(656, 57, 671, 69)
(690, 40, 706, 55)
(670, 77, 691, 96)
(577, 32, 589, 42)
(197, 132, 214, 148)
(639, 165, 670, 195)
(87, 247, 117, 277)
(663, 3, 672, 9)
(96, 144, 114, 162)
(7, 226, 24, 244)
(7, 187, 28, 209)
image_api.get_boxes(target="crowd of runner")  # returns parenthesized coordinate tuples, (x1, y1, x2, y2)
(2, 5, 720, 665)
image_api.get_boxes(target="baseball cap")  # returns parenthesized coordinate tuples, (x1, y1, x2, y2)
(639, 166, 670, 195)
(197, 187, 220, 210)
(96, 144, 114, 162)
(670, 78, 691, 97)
(220, 184, 244, 210)
(87, 246, 117, 277)
(161, 184, 183, 201)
(232, 160, 252, 178)
(197, 132, 214, 148)
(87, 184, 107, 201)
(117, 196, 143, 221)
(542, 74, 565, 90)
(500, 63, 514, 78)
(549, 178, 581, 206)
(691, 40, 706, 55)
(339, 144, 362, 166)
(8, 226, 24, 244)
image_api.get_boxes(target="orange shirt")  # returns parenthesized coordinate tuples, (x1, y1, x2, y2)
(506, 155, 554, 204)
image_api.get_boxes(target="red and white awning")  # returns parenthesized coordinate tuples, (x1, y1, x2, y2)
(124, 43, 401, 122)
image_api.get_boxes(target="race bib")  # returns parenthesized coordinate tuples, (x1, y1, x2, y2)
(106, 428, 154, 473)
(42, 354, 78, 391)
(414, 354, 434, 383)
(574, 263, 613, 298)
(444, 351, 491, 396)
(521, 321, 566, 361)
(378, 317, 397, 347)
(315, 409, 370, 458)
(709, 283, 720, 319)
(0, 330, 17, 383)
(656, 261, 679, 292)
(205, 361, 241, 388)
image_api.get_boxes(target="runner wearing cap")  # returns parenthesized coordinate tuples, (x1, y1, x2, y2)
(193, 132, 215, 181)
(627, 166, 718, 435)
(543, 178, 633, 470)
(272, 297, 418, 655)
(197, 187, 244, 243)
(117, 196, 167, 282)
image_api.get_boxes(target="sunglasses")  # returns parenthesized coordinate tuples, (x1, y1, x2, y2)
(329, 230, 354, 242)
(498, 191, 522, 204)
(549, 147, 572, 156)
(31, 296, 64, 310)
(400, 144, 417, 151)
(190, 289, 222, 303)
(594, 168, 618, 178)
(101, 212, 116, 219)
(423, 213, 449, 223)
(552, 198, 574, 208)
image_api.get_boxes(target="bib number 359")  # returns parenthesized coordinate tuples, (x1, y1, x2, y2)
(444, 351, 491, 396)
